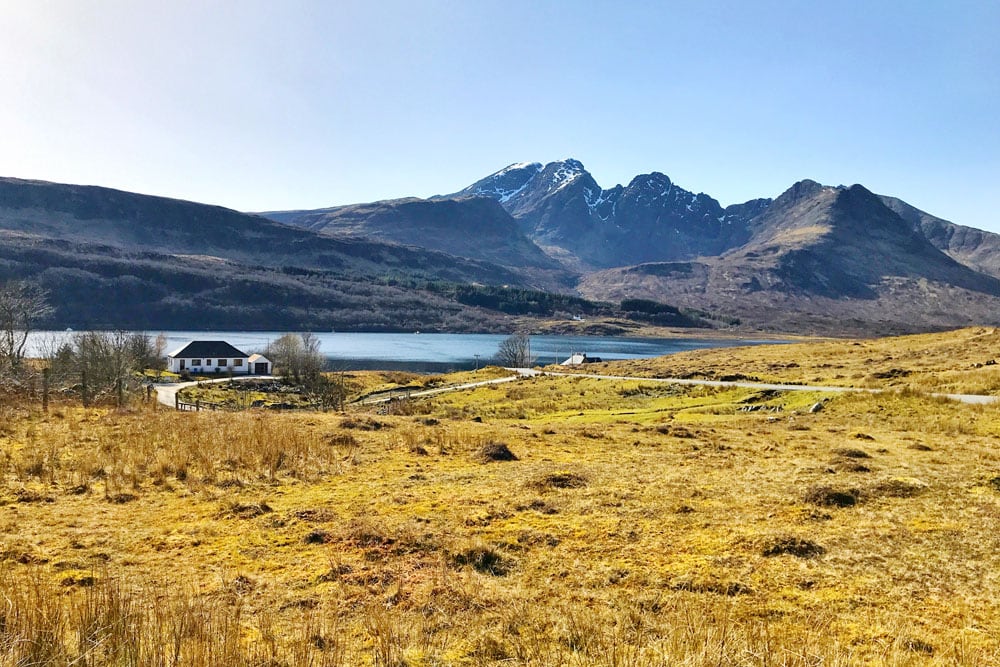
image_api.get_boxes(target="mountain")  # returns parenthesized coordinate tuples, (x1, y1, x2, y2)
(0, 177, 569, 331)
(453, 159, 768, 269)
(262, 195, 564, 274)
(0, 177, 534, 286)
(578, 181, 1000, 335)
(879, 195, 1000, 279)
(6, 166, 1000, 337)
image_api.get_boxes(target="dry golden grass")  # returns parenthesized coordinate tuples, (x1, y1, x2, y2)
(2, 329, 1000, 664)
(592, 326, 1000, 395)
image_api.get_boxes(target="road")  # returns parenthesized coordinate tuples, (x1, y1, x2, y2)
(154, 376, 276, 409)
(513, 369, 999, 405)
(158, 370, 998, 411)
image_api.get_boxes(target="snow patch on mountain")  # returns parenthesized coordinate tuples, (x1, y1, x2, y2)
(549, 161, 585, 193)
(499, 162, 543, 175)
(496, 182, 530, 203)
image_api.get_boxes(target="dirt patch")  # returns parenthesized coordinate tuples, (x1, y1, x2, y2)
(804, 485, 860, 507)
(450, 545, 513, 576)
(761, 536, 826, 558)
(833, 447, 871, 459)
(340, 418, 391, 431)
(870, 368, 911, 379)
(304, 530, 331, 545)
(835, 462, 873, 473)
(226, 501, 273, 519)
(869, 477, 927, 498)
(530, 471, 589, 491)
(656, 424, 696, 438)
(671, 578, 753, 596)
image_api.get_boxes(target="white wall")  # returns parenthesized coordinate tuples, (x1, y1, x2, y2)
(166, 357, 251, 374)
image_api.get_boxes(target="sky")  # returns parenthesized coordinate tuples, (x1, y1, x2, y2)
(1, 1, 998, 230)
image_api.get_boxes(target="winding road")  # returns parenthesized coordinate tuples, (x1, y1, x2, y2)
(157, 369, 998, 411)
(359, 368, 1000, 407)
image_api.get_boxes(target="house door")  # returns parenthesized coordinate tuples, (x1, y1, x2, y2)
(179, 360, 185, 370)
(254, 362, 268, 374)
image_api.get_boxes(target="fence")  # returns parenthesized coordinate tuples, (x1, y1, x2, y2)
(175, 396, 229, 412)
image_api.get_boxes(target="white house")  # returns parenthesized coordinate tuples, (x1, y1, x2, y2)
(166, 341, 269, 375)
(560, 352, 603, 366)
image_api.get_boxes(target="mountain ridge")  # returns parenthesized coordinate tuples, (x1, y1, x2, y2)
(5, 163, 1000, 336)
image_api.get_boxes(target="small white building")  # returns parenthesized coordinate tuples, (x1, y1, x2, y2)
(166, 340, 264, 375)
(561, 352, 603, 366)
(247, 353, 273, 375)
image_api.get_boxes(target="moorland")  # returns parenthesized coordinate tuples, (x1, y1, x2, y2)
(3, 327, 1000, 665)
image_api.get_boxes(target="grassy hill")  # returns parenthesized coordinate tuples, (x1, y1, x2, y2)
(3, 328, 1000, 664)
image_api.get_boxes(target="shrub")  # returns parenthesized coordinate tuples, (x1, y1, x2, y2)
(476, 441, 518, 463)
(450, 544, 513, 576)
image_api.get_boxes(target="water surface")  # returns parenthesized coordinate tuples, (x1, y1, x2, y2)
(28, 331, 779, 373)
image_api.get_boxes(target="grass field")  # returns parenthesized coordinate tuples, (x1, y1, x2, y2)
(2, 328, 1000, 665)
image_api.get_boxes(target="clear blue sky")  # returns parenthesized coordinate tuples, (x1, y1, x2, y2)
(2, 1, 997, 230)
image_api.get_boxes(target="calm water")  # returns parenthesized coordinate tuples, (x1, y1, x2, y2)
(27, 331, 778, 372)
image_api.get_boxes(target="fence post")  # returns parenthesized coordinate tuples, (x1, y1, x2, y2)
(42, 367, 49, 414)
(196, 399, 200, 412)
(175, 393, 179, 410)
(81, 370, 89, 407)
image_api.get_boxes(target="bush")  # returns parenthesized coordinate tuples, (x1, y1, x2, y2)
(476, 441, 518, 463)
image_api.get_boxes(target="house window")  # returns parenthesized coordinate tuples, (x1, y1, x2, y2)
(192, 359, 201, 366)
(233, 359, 243, 367)
(217, 359, 227, 367)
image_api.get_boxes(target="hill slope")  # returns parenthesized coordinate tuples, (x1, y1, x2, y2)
(879, 194, 1000, 279)
(0, 177, 530, 286)
(263, 195, 564, 273)
(0, 177, 573, 330)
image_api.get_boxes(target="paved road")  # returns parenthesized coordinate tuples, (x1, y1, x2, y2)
(158, 370, 998, 410)
(154, 376, 276, 409)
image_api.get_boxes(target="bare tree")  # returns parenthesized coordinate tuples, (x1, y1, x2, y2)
(496, 333, 534, 368)
(71, 330, 154, 406)
(268, 333, 326, 384)
(0, 280, 53, 374)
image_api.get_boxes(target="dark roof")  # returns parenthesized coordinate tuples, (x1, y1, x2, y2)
(168, 341, 249, 359)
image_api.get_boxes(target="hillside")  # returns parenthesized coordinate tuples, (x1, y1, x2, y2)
(0, 177, 534, 286)
(263, 196, 564, 273)
(880, 194, 1000, 279)
(0, 177, 580, 331)
(4, 328, 1000, 663)
(0, 231, 521, 331)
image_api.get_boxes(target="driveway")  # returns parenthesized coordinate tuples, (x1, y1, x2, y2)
(154, 376, 276, 409)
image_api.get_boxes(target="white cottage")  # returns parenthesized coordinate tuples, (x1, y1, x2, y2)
(166, 340, 267, 375)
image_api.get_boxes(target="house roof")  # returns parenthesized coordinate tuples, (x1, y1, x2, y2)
(247, 354, 270, 363)
(167, 341, 249, 359)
